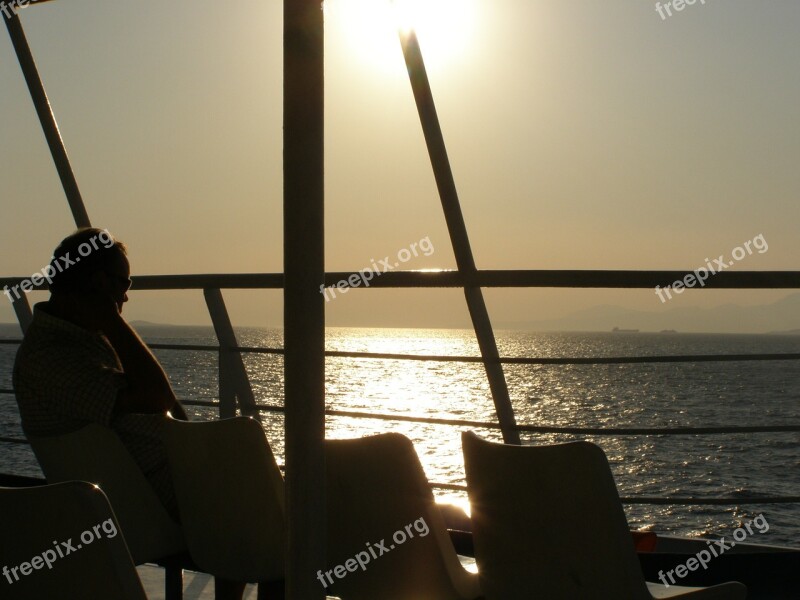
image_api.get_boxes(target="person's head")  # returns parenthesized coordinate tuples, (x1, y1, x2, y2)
(49, 228, 131, 310)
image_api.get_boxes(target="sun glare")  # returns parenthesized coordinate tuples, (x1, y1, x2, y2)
(325, 0, 477, 74)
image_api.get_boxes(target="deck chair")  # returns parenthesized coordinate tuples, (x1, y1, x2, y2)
(162, 417, 285, 591)
(28, 424, 187, 597)
(461, 431, 747, 600)
(0, 481, 147, 600)
(325, 433, 482, 600)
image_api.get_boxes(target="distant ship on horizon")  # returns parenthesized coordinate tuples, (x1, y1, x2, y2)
(611, 326, 639, 333)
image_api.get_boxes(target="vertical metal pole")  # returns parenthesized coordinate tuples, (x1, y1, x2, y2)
(11, 292, 33, 335)
(163, 564, 184, 600)
(4, 9, 91, 228)
(217, 348, 237, 419)
(399, 31, 520, 444)
(204, 289, 261, 421)
(284, 0, 325, 597)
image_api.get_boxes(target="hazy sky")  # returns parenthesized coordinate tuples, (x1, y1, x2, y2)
(1, 0, 798, 330)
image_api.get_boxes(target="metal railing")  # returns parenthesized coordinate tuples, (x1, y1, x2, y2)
(5, 0, 798, 594)
(3, 268, 800, 506)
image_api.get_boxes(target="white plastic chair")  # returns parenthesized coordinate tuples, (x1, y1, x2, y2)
(325, 433, 482, 600)
(0, 481, 147, 600)
(462, 431, 747, 600)
(28, 424, 188, 597)
(162, 417, 285, 591)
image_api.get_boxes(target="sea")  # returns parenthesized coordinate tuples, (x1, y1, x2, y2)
(1, 324, 798, 548)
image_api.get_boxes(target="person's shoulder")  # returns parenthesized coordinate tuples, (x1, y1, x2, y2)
(21, 303, 101, 352)
(15, 322, 97, 379)
(17, 321, 74, 356)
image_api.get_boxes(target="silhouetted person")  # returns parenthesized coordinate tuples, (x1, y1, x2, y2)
(13, 228, 188, 516)
(14, 228, 246, 599)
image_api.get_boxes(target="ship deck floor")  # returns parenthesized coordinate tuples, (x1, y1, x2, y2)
(136, 565, 254, 600)
(136, 565, 340, 600)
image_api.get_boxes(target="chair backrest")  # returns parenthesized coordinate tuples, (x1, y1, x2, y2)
(462, 431, 651, 600)
(325, 433, 481, 600)
(28, 424, 186, 565)
(0, 481, 147, 600)
(162, 417, 285, 583)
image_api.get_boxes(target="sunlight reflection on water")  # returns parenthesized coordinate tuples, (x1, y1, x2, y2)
(1, 325, 798, 546)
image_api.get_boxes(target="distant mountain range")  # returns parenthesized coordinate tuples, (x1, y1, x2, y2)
(496, 292, 800, 334)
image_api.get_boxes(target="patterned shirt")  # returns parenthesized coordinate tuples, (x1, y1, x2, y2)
(13, 303, 178, 517)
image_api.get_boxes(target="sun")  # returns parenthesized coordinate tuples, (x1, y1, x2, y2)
(324, 0, 478, 75)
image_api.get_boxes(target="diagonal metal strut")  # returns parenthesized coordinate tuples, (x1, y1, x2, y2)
(4, 8, 90, 228)
(399, 30, 520, 445)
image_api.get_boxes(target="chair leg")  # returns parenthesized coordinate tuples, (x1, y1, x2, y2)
(257, 580, 285, 599)
(164, 564, 184, 600)
(214, 578, 246, 600)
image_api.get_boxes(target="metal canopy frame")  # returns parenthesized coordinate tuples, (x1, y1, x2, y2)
(7, 2, 800, 598)
(4, 1, 520, 596)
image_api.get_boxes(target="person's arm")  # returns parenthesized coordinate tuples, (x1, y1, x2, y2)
(64, 285, 188, 419)
(101, 312, 183, 416)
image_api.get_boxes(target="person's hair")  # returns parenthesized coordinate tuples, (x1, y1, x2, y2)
(48, 228, 127, 294)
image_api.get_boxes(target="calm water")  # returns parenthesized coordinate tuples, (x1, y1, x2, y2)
(1, 324, 798, 547)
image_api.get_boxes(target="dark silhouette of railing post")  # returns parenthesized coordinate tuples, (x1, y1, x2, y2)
(9, 292, 33, 335)
(399, 30, 520, 444)
(284, 0, 326, 597)
(204, 289, 261, 421)
(4, 8, 91, 228)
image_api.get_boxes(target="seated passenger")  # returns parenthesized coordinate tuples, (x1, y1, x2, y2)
(14, 228, 252, 599)
(13, 227, 188, 518)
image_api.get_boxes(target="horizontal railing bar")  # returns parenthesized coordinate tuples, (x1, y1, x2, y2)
(1, 396, 798, 434)
(0, 436, 26, 444)
(427, 482, 800, 504)
(254, 404, 800, 435)
(618, 496, 800, 505)
(321, 407, 800, 435)
(3, 433, 797, 504)
(227, 346, 800, 366)
(4, 338, 798, 366)
(0, 462, 792, 506)
(519, 424, 800, 435)
(496, 353, 800, 364)
(182, 400, 218, 408)
(2, 269, 800, 291)
(429, 482, 467, 492)
(147, 343, 229, 352)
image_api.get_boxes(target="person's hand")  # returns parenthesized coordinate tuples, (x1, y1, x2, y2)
(168, 401, 190, 421)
